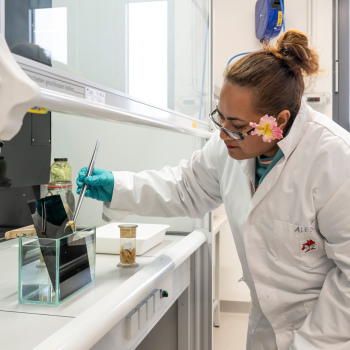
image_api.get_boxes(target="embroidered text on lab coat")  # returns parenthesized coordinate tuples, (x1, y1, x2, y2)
(294, 226, 314, 233)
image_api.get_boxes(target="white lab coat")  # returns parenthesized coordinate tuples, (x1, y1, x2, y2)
(104, 101, 350, 350)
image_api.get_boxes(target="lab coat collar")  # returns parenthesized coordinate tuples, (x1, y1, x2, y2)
(241, 101, 309, 215)
(276, 100, 308, 160)
(237, 158, 256, 193)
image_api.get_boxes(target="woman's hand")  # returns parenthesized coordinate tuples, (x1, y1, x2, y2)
(76, 167, 114, 202)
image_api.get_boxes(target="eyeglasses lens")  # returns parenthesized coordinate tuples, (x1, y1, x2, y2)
(210, 110, 243, 140)
(212, 111, 222, 125)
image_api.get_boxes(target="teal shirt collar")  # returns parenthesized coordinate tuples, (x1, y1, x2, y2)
(255, 128, 291, 186)
(255, 149, 284, 185)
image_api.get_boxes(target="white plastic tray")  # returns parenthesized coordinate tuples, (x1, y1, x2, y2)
(96, 222, 169, 256)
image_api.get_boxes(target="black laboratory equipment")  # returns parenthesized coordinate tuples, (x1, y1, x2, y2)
(0, 0, 52, 241)
(0, 112, 51, 240)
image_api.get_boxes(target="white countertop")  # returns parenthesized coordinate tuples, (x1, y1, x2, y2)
(0, 311, 72, 350)
(0, 236, 179, 317)
(0, 231, 206, 350)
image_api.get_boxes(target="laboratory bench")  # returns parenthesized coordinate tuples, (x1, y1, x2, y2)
(0, 229, 211, 350)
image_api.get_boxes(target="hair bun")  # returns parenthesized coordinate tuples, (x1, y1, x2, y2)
(273, 29, 319, 76)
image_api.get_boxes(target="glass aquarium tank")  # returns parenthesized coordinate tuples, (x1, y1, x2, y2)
(18, 226, 96, 306)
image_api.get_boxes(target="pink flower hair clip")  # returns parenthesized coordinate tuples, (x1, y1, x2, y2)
(249, 115, 283, 143)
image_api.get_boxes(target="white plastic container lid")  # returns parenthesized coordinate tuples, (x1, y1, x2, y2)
(96, 222, 169, 256)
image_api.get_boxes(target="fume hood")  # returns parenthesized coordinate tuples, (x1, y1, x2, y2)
(0, 0, 215, 349)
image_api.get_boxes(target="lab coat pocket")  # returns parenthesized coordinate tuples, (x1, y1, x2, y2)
(273, 220, 324, 267)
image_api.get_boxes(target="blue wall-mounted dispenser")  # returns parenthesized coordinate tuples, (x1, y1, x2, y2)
(255, 0, 284, 41)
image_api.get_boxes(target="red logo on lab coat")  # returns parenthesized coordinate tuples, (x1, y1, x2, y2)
(301, 239, 317, 253)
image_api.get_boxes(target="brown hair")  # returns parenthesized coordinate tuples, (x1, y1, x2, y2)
(224, 29, 320, 129)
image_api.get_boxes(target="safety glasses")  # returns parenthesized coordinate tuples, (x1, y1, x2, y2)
(209, 109, 254, 140)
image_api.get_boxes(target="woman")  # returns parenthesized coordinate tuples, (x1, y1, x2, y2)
(77, 30, 350, 349)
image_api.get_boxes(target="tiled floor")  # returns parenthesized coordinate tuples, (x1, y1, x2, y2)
(213, 312, 249, 350)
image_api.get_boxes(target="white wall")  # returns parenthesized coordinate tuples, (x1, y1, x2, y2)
(213, 0, 333, 302)
(214, 0, 333, 117)
(51, 113, 201, 232)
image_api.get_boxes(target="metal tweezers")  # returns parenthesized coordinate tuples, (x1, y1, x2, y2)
(72, 139, 101, 223)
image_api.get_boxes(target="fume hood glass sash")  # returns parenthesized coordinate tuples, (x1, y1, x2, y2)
(1, 0, 212, 139)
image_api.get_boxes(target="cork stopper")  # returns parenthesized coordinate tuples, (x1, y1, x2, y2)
(118, 224, 138, 238)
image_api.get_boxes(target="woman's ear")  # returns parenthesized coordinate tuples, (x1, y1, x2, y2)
(276, 110, 291, 130)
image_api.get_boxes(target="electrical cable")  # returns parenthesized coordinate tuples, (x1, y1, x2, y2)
(227, 52, 252, 66)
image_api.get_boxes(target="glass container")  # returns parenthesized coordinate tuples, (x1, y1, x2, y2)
(18, 226, 96, 306)
(117, 224, 138, 268)
(50, 158, 72, 184)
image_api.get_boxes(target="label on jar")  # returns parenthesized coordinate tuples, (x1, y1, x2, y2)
(120, 227, 137, 238)
(123, 242, 133, 250)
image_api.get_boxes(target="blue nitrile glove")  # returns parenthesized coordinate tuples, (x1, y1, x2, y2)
(76, 167, 114, 202)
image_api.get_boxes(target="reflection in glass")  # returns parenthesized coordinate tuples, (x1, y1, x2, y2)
(10, 42, 52, 67)
(32, 7, 67, 64)
(27, 195, 73, 239)
(128, 1, 168, 108)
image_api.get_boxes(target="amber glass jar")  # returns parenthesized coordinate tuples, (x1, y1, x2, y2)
(117, 224, 139, 268)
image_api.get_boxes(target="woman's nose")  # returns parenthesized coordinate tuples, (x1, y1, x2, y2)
(219, 129, 230, 141)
